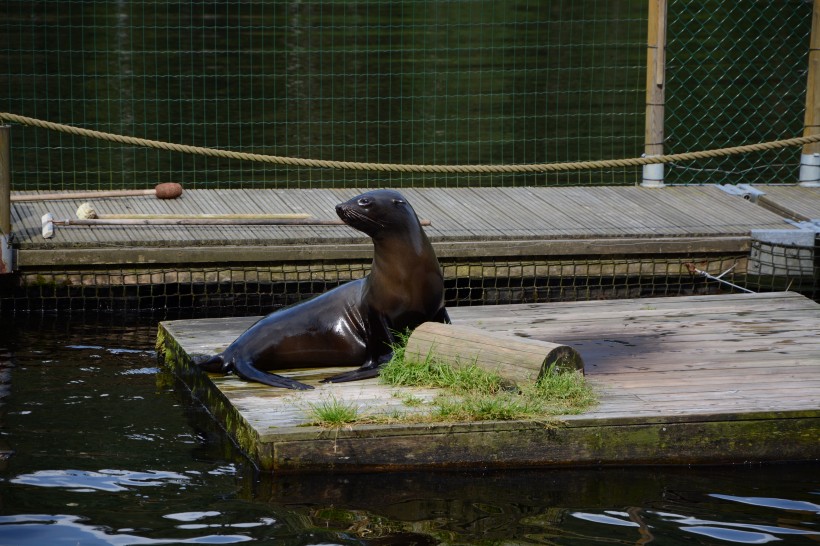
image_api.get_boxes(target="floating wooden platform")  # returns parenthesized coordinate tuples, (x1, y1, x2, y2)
(10, 185, 810, 268)
(158, 291, 820, 473)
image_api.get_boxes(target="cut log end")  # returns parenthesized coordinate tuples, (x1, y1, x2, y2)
(541, 345, 585, 377)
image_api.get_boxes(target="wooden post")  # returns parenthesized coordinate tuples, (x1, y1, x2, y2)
(404, 322, 584, 388)
(0, 126, 10, 235)
(0, 125, 12, 273)
(642, 0, 667, 188)
(801, 0, 820, 187)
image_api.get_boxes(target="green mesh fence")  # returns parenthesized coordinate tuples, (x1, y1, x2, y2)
(664, 0, 812, 185)
(2, 0, 648, 190)
(0, 253, 756, 318)
(3, 1, 812, 190)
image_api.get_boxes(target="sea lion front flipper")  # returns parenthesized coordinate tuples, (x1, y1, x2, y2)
(434, 307, 451, 324)
(321, 364, 382, 384)
(231, 358, 315, 390)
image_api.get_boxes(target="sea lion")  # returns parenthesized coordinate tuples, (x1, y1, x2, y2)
(193, 189, 450, 390)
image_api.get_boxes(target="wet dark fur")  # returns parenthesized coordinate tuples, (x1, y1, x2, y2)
(193, 189, 450, 389)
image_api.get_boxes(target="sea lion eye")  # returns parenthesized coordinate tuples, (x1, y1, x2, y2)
(357, 197, 372, 207)
(392, 199, 405, 206)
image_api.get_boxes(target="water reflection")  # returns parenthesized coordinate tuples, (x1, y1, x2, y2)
(0, 514, 254, 545)
(0, 315, 819, 545)
(572, 508, 820, 544)
(711, 494, 820, 515)
(11, 469, 191, 493)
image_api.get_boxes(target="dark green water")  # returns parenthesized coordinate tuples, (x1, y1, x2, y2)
(0, 315, 818, 545)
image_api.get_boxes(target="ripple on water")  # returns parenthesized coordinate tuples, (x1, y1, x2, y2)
(710, 494, 820, 514)
(571, 505, 820, 544)
(10, 469, 191, 492)
(0, 514, 254, 545)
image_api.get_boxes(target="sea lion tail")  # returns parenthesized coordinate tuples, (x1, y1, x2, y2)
(232, 359, 315, 390)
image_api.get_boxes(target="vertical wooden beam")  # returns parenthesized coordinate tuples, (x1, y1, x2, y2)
(0, 126, 10, 236)
(0, 125, 13, 274)
(801, 0, 820, 186)
(642, 0, 667, 187)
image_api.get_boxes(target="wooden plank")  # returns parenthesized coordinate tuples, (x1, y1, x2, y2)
(157, 291, 820, 472)
(527, 188, 615, 236)
(465, 187, 541, 237)
(15, 235, 753, 266)
(756, 185, 820, 221)
(12, 186, 793, 264)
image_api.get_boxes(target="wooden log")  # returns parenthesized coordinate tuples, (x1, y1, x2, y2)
(404, 322, 584, 387)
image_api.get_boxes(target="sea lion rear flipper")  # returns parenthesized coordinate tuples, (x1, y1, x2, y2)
(232, 359, 315, 390)
(192, 354, 226, 372)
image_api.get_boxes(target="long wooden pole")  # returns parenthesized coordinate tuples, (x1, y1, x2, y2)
(800, 0, 820, 186)
(0, 126, 10, 235)
(0, 126, 12, 274)
(642, 0, 667, 187)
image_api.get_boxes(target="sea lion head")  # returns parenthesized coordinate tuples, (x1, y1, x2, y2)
(336, 189, 419, 238)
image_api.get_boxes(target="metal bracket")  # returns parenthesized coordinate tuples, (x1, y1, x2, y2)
(0, 233, 14, 274)
(715, 183, 766, 203)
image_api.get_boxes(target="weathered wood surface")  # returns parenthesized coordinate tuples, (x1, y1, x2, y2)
(12, 186, 796, 250)
(756, 185, 820, 221)
(404, 322, 585, 385)
(159, 291, 820, 472)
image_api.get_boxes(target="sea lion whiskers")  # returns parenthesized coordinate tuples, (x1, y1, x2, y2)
(350, 208, 384, 226)
(339, 206, 386, 229)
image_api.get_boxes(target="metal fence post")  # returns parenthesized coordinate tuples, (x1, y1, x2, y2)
(642, 0, 667, 188)
(0, 125, 13, 273)
(800, 0, 820, 187)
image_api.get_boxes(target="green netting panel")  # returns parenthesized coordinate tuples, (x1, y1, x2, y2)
(0, 253, 759, 317)
(2, 0, 647, 190)
(743, 238, 819, 301)
(664, 0, 811, 185)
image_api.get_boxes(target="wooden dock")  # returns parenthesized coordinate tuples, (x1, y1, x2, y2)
(158, 291, 820, 473)
(10, 185, 809, 268)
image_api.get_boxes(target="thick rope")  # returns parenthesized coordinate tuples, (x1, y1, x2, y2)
(2, 111, 819, 174)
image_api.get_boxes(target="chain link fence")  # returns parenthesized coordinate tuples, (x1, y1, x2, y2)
(664, 0, 812, 185)
(1, 1, 817, 315)
(4, 0, 810, 191)
(1, 0, 647, 190)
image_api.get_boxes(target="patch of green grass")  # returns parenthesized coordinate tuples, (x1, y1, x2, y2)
(378, 337, 597, 423)
(380, 343, 506, 394)
(306, 335, 597, 427)
(392, 390, 425, 407)
(307, 396, 360, 428)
